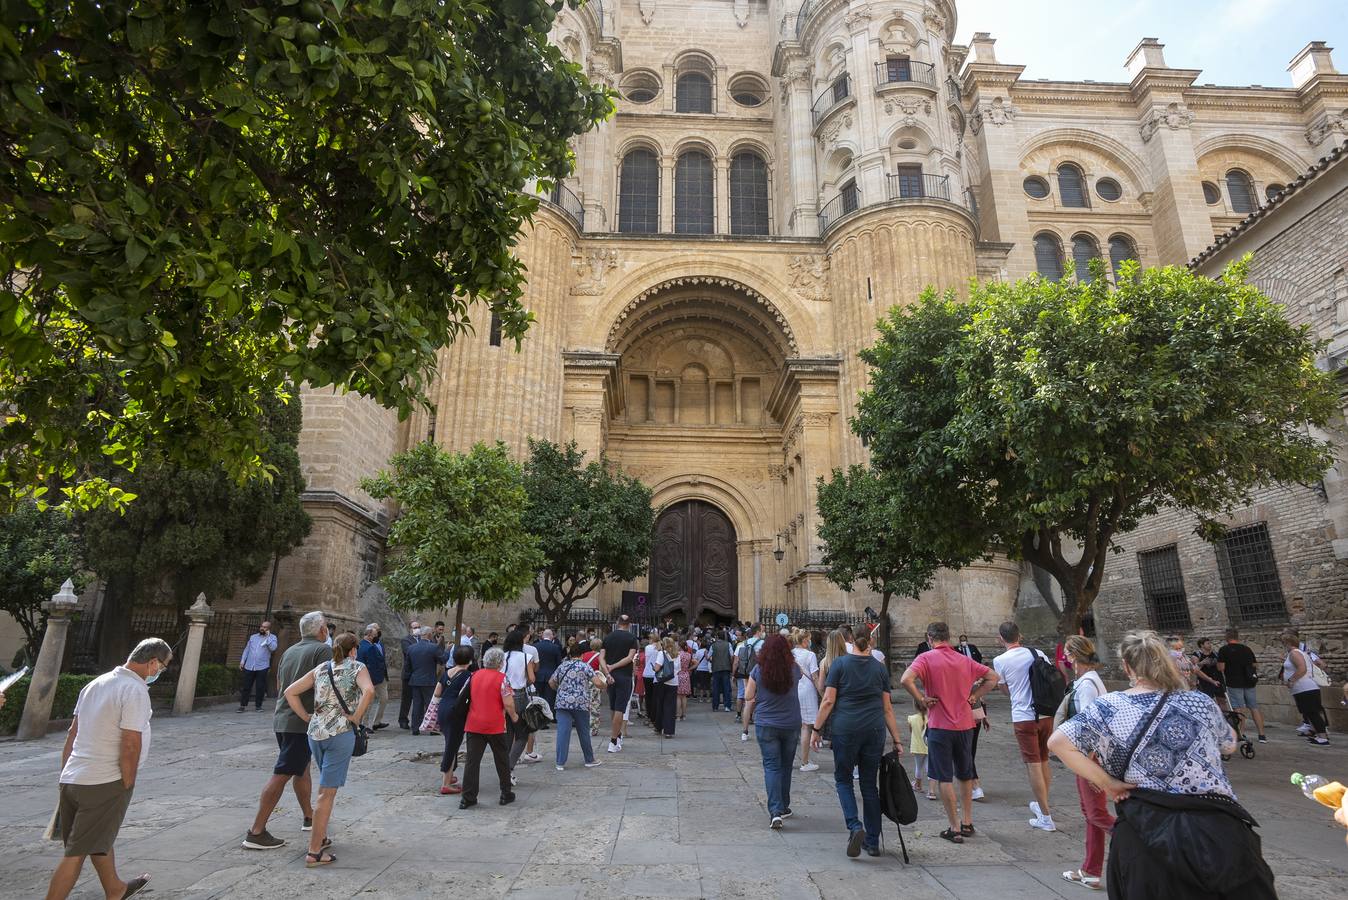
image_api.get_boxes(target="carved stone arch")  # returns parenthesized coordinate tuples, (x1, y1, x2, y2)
(669, 48, 718, 75)
(1192, 134, 1310, 181)
(673, 136, 720, 159)
(1017, 127, 1153, 195)
(647, 473, 763, 549)
(605, 276, 800, 360)
(727, 137, 775, 166)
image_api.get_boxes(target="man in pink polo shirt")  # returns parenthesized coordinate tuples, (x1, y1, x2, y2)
(900, 621, 999, 844)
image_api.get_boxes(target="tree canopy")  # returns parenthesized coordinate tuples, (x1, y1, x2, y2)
(0, 501, 88, 665)
(522, 440, 655, 617)
(362, 440, 543, 636)
(0, 0, 611, 509)
(855, 261, 1336, 634)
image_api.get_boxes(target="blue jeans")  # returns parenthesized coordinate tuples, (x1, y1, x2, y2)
(711, 671, 733, 710)
(756, 725, 799, 816)
(831, 725, 884, 847)
(555, 707, 594, 766)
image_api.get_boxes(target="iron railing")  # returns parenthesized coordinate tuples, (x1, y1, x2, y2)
(795, 0, 818, 40)
(757, 606, 854, 632)
(818, 184, 861, 231)
(885, 172, 951, 202)
(873, 59, 937, 89)
(1214, 522, 1289, 624)
(545, 182, 585, 231)
(811, 73, 852, 127)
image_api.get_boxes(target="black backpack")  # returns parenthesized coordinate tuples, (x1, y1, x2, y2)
(1029, 649, 1067, 718)
(879, 750, 918, 826)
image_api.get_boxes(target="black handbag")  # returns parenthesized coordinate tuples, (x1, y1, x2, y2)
(654, 651, 676, 684)
(326, 663, 369, 757)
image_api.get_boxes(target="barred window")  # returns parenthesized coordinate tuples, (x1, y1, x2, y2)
(1215, 522, 1288, 624)
(729, 151, 769, 235)
(676, 73, 713, 113)
(840, 178, 859, 215)
(674, 151, 714, 234)
(488, 312, 502, 347)
(1226, 170, 1257, 214)
(1109, 234, 1138, 282)
(886, 57, 912, 82)
(618, 148, 660, 234)
(1058, 163, 1089, 208)
(1138, 545, 1192, 631)
(894, 164, 924, 198)
(1072, 234, 1100, 283)
(1034, 233, 1064, 282)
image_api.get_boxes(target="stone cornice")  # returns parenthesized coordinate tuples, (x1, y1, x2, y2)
(301, 490, 387, 533)
(962, 62, 1025, 93)
(1128, 67, 1201, 104)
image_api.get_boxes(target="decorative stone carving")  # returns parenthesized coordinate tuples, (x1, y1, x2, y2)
(571, 249, 619, 295)
(802, 412, 833, 427)
(1306, 112, 1348, 146)
(923, 3, 948, 33)
(572, 407, 605, 424)
(883, 96, 932, 117)
(734, 0, 750, 28)
(789, 255, 830, 303)
(586, 45, 619, 89)
(638, 0, 656, 26)
(767, 464, 788, 481)
(844, 6, 872, 30)
(881, 18, 916, 54)
(1139, 102, 1194, 143)
(969, 96, 1016, 134)
(817, 112, 853, 148)
(606, 276, 800, 354)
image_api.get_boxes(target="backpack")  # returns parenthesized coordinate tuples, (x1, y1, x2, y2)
(737, 640, 758, 676)
(879, 750, 918, 826)
(1028, 649, 1067, 718)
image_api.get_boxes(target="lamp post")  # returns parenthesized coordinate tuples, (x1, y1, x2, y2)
(773, 533, 784, 562)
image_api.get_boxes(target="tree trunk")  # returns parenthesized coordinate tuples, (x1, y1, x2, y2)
(452, 596, 466, 643)
(1053, 579, 1097, 638)
(878, 591, 893, 665)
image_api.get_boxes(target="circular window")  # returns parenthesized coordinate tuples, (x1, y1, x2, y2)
(728, 74, 768, 107)
(1202, 181, 1221, 205)
(621, 71, 662, 104)
(1265, 183, 1285, 202)
(1095, 178, 1122, 202)
(1023, 176, 1050, 199)
(897, 137, 918, 150)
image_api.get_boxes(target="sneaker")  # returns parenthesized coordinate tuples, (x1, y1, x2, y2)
(616, 737, 623, 750)
(1029, 816, 1057, 832)
(302, 817, 313, 832)
(555, 765, 565, 772)
(1258, 734, 1269, 743)
(584, 760, 603, 768)
(865, 844, 882, 857)
(499, 792, 516, 806)
(846, 828, 865, 858)
(607, 741, 620, 754)
(770, 816, 784, 830)
(1309, 736, 1331, 746)
(971, 787, 985, 801)
(735, 713, 742, 722)
(241, 829, 286, 850)
(799, 762, 820, 772)
(237, 707, 247, 713)
(522, 752, 542, 763)
(1296, 724, 1314, 736)
(781, 808, 793, 818)
(372, 723, 390, 730)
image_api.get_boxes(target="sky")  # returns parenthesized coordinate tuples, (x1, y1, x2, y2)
(953, 0, 1348, 88)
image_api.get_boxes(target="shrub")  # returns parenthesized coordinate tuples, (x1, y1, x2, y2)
(195, 663, 239, 699)
(0, 673, 97, 735)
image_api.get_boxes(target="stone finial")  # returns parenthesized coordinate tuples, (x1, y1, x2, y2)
(1289, 41, 1337, 88)
(45, 578, 79, 613)
(186, 592, 215, 622)
(970, 32, 997, 65)
(1125, 38, 1167, 78)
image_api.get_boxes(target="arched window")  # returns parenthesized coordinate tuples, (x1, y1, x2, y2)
(1108, 234, 1139, 281)
(1202, 181, 1222, 205)
(1072, 234, 1100, 283)
(1226, 170, 1257, 214)
(618, 148, 660, 234)
(674, 151, 714, 234)
(676, 73, 713, 114)
(729, 151, 769, 235)
(1034, 233, 1065, 282)
(1057, 164, 1088, 208)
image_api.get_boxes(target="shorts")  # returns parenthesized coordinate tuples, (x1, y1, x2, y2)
(309, 729, 357, 789)
(608, 673, 634, 713)
(1013, 717, 1054, 764)
(736, 677, 748, 700)
(925, 728, 975, 782)
(274, 731, 312, 776)
(57, 780, 134, 857)
(1226, 686, 1259, 710)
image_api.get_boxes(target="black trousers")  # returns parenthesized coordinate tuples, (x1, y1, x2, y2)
(657, 682, 678, 737)
(461, 732, 512, 802)
(239, 668, 267, 709)
(969, 722, 981, 780)
(1293, 688, 1329, 734)
(398, 678, 412, 726)
(644, 677, 659, 729)
(409, 685, 435, 733)
(440, 712, 466, 773)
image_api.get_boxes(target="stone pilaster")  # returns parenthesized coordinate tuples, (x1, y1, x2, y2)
(17, 579, 80, 740)
(172, 594, 214, 716)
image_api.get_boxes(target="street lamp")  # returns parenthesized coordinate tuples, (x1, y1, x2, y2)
(773, 533, 784, 562)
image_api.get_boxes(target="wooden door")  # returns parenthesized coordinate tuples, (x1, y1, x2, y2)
(651, 500, 737, 621)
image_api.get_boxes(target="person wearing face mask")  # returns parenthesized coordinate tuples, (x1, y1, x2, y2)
(357, 624, 390, 731)
(43, 638, 173, 900)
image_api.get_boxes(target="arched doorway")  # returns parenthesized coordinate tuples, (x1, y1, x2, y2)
(651, 500, 738, 624)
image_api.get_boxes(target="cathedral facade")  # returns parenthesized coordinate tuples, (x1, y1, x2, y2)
(243, 0, 1348, 649)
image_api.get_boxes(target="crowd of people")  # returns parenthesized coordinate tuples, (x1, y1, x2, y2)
(22, 608, 1346, 899)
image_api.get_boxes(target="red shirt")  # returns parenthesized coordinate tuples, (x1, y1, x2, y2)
(465, 669, 510, 734)
(906, 645, 991, 731)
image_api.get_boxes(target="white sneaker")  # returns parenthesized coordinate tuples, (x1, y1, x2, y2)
(799, 762, 820, 772)
(770, 816, 784, 830)
(510, 773, 518, 786)
(522, 752, 542, 763)
(606, 741, 620, 754)
(741, 732, 749, 742)
(1296, 724, 1314, 736)
(615, 737, 623, 751)
(555, 765, 565, 772)
(584, 760, 603, 768)
(1030, 801, 1043, 819)
(970, 787, 985, 801)
(1029, 816, 1057, 832)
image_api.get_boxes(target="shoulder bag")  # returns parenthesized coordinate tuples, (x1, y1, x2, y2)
(654, 651, 676, 684)
(326, 663, 369, 757)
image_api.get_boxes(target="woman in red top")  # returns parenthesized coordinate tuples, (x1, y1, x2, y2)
(459, 648, 521, 809)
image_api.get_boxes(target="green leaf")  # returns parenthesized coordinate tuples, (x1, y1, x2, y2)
(124, 237, 148, 272)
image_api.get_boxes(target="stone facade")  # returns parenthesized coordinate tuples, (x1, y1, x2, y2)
(234, 2, 1348, 664)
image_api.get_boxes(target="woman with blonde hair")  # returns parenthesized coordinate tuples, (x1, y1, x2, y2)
(791, 630, 821, 772)
(1056, 635, 1112, 890)
(1048, 631, 1273, 898)
(1280, 630, 1330, 745)
(652, 636, 681, 738)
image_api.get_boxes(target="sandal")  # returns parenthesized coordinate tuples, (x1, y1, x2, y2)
(121, 875, 151, 899)
(939, 828, 964, 844)
(306, 850, 337, 867)
(960, 823, 975, 837)
(1063, 870, 1103, 891)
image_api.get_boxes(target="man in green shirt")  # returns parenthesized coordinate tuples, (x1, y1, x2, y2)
(243, 610, 331, 850)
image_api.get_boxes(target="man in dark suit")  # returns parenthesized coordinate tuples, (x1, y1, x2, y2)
(957, 635, 984, 664)
(533, 628, 563, 722)
(398, 619, 421, 729)
(405, 627, 445, 735)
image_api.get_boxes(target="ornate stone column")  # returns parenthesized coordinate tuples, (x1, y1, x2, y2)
(173, 594, 215, 716)
(562, 351, 621, 460)
(17, 579, 80, 741)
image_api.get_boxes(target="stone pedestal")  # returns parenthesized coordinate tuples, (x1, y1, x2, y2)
(173, 594, 215, 716)
(17, 579, 80, 741)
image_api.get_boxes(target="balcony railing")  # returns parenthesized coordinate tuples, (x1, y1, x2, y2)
(873, 59, 937, 89)
(811, 73, 852, 127)
(818, 184, 861, 232)
(795, 0, 819, 40)
(544, 182, 585, 231)
(885, 172, 951, 202)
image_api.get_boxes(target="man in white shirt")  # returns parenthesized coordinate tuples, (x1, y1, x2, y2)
(45, 638, 172, 900)
(992, 622, 1056, 832)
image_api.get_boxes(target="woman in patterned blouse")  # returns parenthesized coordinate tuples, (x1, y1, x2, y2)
(549, 642, 609, 770)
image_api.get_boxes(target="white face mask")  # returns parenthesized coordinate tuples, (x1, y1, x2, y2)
(145, 662, 162, 684)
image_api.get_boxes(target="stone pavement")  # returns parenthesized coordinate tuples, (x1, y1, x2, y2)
(1, 695, 1345, 899)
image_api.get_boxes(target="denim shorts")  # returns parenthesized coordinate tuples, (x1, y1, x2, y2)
(309, 729, 357, 788)
(1226, 686, 1259, 710)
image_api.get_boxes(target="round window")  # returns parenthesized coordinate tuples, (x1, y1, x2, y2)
(897, 138, 918, 150)
(1265, 184, 1285, 202)
(729, 74, 768, 108)
(1023, 176, 1050, 199)
(1202, 181, 1221, 205)
(621, 71, 662, 104)
(1095, 178, 1122, 202)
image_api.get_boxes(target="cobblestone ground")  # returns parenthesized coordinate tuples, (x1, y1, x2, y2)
(1, 695, 1345, 899)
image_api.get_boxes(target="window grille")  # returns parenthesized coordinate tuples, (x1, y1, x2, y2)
(676, 73, 713, 113)
(1108, 235, 1138, 281)
(1214, 522, 1288, 624)
(488, 312, 502, 347)
(833, 74, 851, 103)
(1138, 545, 1192, 631)
(1072, 234, 1100, 283)
(729, 152, 769, 235)
(886, 57, 912, 82)
(618, 149, 660, 234)
(840, 179, 859, 215)
(1057, 164, 1089, 208)
(1034, 233, 1064, 282)
(1226, 170, 1257, 214)
(674, 151, 714, 234)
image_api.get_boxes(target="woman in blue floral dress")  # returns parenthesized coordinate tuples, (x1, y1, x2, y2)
(549, 642, 608, 769)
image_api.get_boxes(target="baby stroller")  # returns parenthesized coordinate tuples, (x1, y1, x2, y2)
(1224, 709, 1256, 759)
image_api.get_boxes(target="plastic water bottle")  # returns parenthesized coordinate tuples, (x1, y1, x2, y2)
(1292, 773, 1329, 800)
(1291, 773, 1345, 809)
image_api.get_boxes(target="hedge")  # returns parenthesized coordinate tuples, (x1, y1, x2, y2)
(195, 663, 239, 698)
(0, 674, 97, 735)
